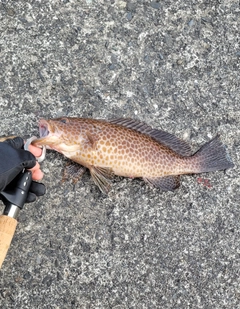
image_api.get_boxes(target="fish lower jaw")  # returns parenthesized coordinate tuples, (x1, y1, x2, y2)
(54, 143, 80, 153)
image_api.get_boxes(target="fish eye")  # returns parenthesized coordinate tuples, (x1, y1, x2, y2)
(59, 118, 68, 124)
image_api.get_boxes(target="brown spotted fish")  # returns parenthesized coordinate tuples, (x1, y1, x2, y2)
(32, 117, 234, 193)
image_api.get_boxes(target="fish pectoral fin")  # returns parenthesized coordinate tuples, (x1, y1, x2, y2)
(86, 131, 98, 150)
(89, 166, 114, 194)
(62, 162, 87, 184)
(143, 175, 180, 191)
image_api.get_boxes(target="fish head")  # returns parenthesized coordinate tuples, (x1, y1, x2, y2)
(32, 118, 81, 153)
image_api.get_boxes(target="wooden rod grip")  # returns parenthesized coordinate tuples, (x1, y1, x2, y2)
(0, 215, 18, 268)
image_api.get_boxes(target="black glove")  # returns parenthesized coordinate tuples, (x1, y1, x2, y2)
(0, 137, 45, 203)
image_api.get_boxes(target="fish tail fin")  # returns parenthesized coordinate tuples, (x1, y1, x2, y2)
(191, 134, 234, 173)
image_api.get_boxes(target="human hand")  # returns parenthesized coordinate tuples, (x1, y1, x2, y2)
(0, 137, 45, 202)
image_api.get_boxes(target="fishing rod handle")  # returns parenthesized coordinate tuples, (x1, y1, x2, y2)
(0, 215, 18, 268)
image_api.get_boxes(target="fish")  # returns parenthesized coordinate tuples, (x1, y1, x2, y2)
(32, 117, 234, 193)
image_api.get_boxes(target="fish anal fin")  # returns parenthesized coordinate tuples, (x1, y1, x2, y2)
(143, 175, 180, 192)
(89, 166, 114, 194)
(110, 118, 191, 156)
(62, 162, 87, 184)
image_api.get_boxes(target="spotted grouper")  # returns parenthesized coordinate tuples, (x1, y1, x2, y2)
(32, 117, 234, 193)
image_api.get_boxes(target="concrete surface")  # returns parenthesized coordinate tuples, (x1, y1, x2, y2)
(0, 0, 239, 308)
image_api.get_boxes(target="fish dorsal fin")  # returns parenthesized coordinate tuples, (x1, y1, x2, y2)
(110, 118, 192, 156)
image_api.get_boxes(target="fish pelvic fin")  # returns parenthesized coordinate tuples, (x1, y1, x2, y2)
(89, 166, 114, 194)
(191, 134, 234, 173)
(143, 175, 180, 191)
(62, 162, 86, 184)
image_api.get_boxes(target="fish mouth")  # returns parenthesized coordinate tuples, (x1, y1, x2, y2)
(31, 119, 53, 147)
(39, 119, 50, 138)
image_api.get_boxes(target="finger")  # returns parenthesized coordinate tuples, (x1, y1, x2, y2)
(28, 161, 45, 180)
(20, 150, 36, 169)
(29, 162, 44, 180)
(31, 169, 44, 181)
(25, 192, 36, 203)
(28, 144, 42, 157)
(29, 181, 46, 196)
(29, 161, 40, 172)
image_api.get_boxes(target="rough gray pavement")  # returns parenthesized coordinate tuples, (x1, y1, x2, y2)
(0, 1, 239, 308)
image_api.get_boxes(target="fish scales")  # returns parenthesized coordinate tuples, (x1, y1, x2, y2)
(32, 117, 234, 193)
(70, 120, 181, 176)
